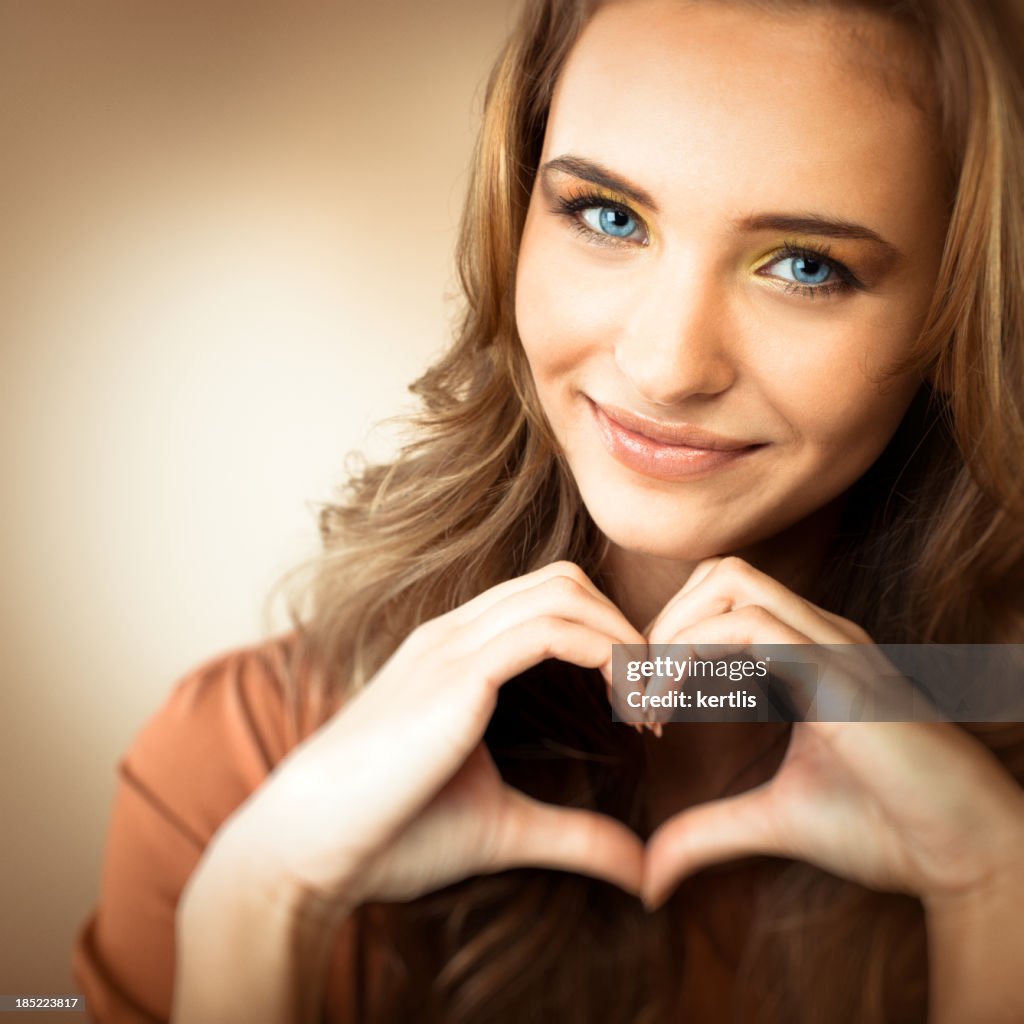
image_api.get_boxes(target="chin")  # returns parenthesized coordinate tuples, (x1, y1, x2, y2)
(582, 498, 748, 562)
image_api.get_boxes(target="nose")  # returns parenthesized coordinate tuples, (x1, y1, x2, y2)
(613, 261, 738, 406)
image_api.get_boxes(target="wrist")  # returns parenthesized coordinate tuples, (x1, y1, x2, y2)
(188, 819, 361, 930)
(921, 785, 1024, 920)
(173, 835, 355, 1024)
(923, 872, 1024, 1024)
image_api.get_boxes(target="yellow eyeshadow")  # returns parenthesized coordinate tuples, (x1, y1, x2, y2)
(753, 238, 819, 261)
(543, 173, 657, 246)
(581, 187, 629, 206)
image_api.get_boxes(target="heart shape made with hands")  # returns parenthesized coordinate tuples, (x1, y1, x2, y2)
(594, 555, 801, 909)
(549, 556, 1017, 914)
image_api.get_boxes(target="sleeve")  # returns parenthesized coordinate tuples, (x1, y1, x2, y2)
(71, 636, 363, 1024)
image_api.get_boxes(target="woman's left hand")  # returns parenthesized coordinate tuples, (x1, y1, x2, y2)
(639, 556, 1024, 913)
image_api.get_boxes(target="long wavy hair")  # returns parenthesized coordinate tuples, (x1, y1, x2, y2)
(273, 0, 1024, 1020)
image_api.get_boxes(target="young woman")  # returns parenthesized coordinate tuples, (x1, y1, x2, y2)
(74, 0, 1024, 1021)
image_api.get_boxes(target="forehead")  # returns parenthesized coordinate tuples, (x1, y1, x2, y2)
(545, 1, 945, 232)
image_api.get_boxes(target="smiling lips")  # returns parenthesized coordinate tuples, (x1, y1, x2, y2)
(588, 398, 766, 480)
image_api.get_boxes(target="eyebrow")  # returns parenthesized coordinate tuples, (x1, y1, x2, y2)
(734, 213, 903, 263)
(541, 155, 659, 211)
(540, 154, 904, 262)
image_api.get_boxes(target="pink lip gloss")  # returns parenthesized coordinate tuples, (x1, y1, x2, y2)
(590, 401, 763, 481)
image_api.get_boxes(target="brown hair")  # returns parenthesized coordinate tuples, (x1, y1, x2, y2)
(273, 0, 1024, 1020)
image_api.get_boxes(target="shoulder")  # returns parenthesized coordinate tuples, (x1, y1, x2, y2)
(119, 632, 339, 845)
(73, 633, 366, 1023)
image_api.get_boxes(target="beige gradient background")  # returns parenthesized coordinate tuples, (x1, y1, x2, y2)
(0, 0, 515, 1003)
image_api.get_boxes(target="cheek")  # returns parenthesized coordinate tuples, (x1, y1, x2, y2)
(760, 316, 922, 459)
(515, 221, 620, 382)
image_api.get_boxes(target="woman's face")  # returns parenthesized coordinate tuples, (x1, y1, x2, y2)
(515, 0, 949, 563)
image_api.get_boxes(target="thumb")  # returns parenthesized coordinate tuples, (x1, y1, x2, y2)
(494, 787, 645, 897)
(643, 783, 784, 909)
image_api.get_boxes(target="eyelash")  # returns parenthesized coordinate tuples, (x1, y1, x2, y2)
(550, 187, 864, 299)
(552, 188, 646, 249)
(763, 241, 862, 299)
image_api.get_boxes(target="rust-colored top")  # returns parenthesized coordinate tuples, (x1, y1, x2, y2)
(71, 634, 379, 1023)
(72, 634, 754, 1023)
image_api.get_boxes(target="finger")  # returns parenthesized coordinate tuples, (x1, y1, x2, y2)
(496, 788, 645, 896)
(643, 783, 784, 909)
(449, 560, 622, 627)
(472, 616, 631, 693)
(452, 564, 649, 722)
(460, 572, 646, 654)
(658, 626, 918, 730)
(647, 556, 856, 647)
(609, 665, 648, 726)
(643, 557, 723, 634)
(644, 606, 824, 721)
(460, 577, 647, 716)
(659, 613, 955, 785)
(348, 616, 638, 799)
(641, 637, 771, 727)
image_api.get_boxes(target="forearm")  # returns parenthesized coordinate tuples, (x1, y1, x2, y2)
(925, 878, 1024, 1024)
(171, 840, 354, 1024)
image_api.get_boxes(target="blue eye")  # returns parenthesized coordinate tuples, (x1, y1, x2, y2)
(757, 242, 861, 299)
(774, 254, 832, 285)
(581, 205, 640, 238)
(552, 188, 649, 246)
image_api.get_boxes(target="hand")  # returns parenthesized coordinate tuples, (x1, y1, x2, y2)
(205, 561, 647, 917)
(639, 556, 1024, 911)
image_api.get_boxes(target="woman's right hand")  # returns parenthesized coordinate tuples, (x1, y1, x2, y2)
(197, 561, 647, 921)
